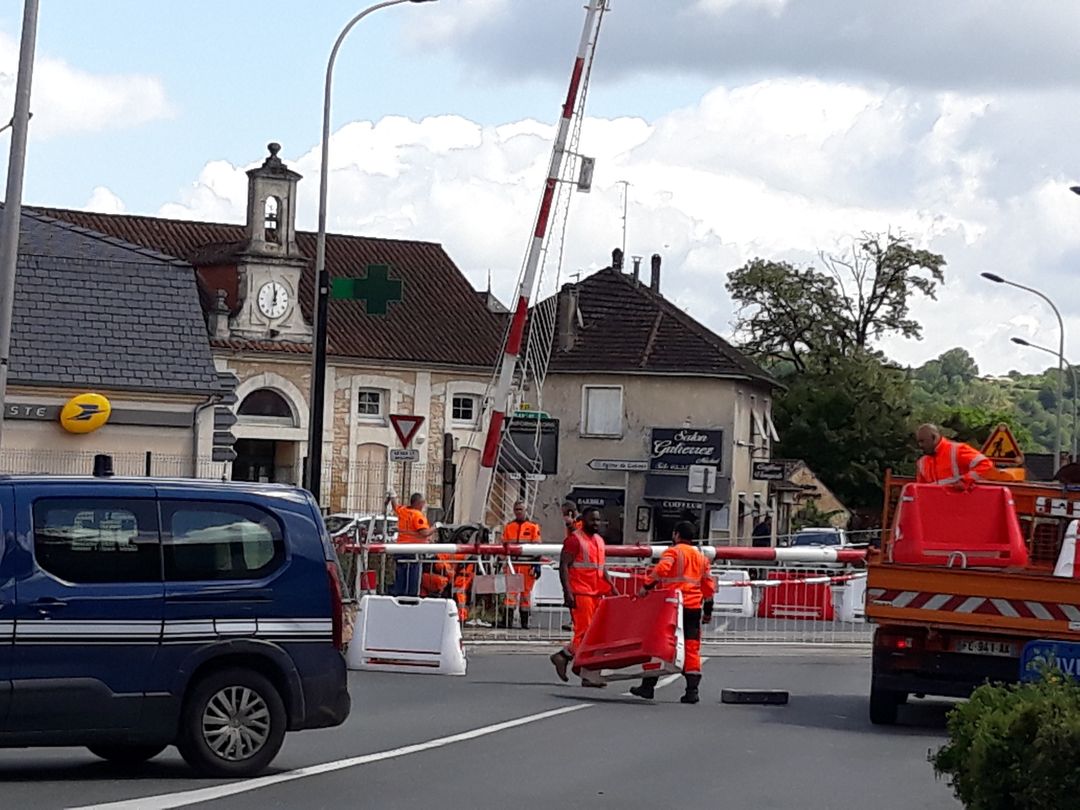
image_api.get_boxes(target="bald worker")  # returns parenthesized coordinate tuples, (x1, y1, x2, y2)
(915, 423, 994, 488)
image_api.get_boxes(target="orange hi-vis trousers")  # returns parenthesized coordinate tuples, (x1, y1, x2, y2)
(564, 594, 601, 658)
(452, 566, 474, 622)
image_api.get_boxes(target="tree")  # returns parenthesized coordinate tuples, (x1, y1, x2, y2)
(727, 232, 945, 371)
(774, 353, 917, 509)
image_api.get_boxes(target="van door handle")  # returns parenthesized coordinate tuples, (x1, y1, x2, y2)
(32, 597, 67, 614)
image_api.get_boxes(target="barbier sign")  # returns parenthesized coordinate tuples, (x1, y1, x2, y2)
(650, 427, 724, 473)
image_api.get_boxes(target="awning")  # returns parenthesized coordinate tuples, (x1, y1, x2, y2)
(643, 473, 729, 510)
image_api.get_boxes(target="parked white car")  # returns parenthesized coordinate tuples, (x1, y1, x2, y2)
(786, 527, 850, 548)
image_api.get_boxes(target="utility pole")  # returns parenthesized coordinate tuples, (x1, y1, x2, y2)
(617, 180, 630, 259)
(0, 0, 39, 446)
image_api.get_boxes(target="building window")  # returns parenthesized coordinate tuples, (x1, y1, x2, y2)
(32, 498, 161, 584)
(161, 500, 285, 582)
(452, 394, 479, 426)
(357, 388, 385, 421)
(238, 388, 296, 426)
(582, 385, 623, 437)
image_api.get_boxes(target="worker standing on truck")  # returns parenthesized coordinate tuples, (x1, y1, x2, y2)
(550, 507, 615, 684)
(503, 500, 542, 630)
(915, 424, 994, 487)
(629, 521, 715, 704)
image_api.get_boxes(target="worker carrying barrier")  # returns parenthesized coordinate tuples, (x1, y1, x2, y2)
(571, 589, 685, 684)
(891, 484, 1029, 568)
(756, 572, 836, 621)
(347, 595, 467, 676)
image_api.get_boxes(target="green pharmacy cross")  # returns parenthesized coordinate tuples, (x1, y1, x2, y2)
(330, 264, 403, 315)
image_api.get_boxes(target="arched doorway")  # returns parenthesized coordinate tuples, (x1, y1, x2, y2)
(232, 389, 300, 484)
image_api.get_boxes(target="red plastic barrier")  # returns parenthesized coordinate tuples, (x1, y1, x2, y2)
(572, 590, 683, 680)
(756, 572, 835, 621)
(892, 484, 1028, 568)
(608, 566, 650, 597)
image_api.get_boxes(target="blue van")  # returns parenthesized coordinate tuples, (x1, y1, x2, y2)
(0, 473, 351, 777)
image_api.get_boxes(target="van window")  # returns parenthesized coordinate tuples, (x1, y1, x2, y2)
(32, 498, 161, 584)
(161, 500, 285, 581)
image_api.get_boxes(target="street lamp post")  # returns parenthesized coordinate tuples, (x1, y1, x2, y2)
(305, 0, 437, 505)
(1012, 337, 1078, 461)
(982, 272, 1066, 467)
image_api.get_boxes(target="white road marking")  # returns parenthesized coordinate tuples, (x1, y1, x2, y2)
(69, 704, 591, 810)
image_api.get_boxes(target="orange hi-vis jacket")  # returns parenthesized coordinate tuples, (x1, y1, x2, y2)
(395, 505, 431, 544)
(565, 519, 583, 538)
(916, 438, 994, 486)
(564, 529, 607, 596)
(504, 520, 541, 543)
(646, 543, 716, 610)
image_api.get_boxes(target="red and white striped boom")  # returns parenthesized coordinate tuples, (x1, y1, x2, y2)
(468, 0, 607, 524)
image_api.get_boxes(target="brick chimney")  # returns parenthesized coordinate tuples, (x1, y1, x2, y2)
(209, 289, 231, 339)
(650, 253, 662, 293)
(557, 283, 580, 352)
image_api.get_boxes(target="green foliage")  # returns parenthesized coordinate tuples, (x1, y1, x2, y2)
(930, 671, 1080, 809)
(774, 353, 917, 509)
(790, 500, 845, 530)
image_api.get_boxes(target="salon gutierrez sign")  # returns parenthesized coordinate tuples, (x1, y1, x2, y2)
(649, 428, 723, 473)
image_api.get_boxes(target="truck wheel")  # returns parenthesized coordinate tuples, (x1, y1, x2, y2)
(88, 743, 166, 766)
(177, 667, 287, 778)
(869, 683, 904, 725)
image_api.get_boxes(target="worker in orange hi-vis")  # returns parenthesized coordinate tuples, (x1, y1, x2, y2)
(549, 507, 615, 685)
(503, 500, 542, 630)
(629, 521, 715, 705)
(386, 491, 444, 597)
(562, 500, 582, 537)
(915, 424, 994, 488)
(441, 551, 474, 622)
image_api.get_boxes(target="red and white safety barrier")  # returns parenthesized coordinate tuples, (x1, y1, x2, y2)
(715, 571, 868, 588)
(352, 542, 867, 565)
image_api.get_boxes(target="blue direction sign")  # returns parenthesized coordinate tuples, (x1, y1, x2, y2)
(1020, 639, 1080, 682)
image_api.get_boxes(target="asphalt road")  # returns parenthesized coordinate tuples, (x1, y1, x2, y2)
(0, 648, 959, 810)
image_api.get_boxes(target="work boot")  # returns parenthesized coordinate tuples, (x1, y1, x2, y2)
(629, 676, 659, 700)
(519, 610, 530, 630)
(680, 674, 702, 705)
(550, 650, 570, 683)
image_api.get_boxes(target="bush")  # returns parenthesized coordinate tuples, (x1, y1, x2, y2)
(930, 671, 1080, 809)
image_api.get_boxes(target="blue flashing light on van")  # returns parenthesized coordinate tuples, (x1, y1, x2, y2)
(0, 460, 350, 777)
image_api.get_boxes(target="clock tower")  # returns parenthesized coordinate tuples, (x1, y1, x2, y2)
(230, 143, 312, 341)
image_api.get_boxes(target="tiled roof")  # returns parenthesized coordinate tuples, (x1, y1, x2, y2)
(545, 267, 776, 386)
(6, 207, 220, 396)
(34, 208, 507, 369)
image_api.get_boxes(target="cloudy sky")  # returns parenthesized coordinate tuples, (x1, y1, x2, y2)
(3, 0, 1080, 375)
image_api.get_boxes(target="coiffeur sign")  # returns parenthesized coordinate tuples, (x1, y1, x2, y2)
(59, 393, 112, 434)
(649, 427, 723, 473)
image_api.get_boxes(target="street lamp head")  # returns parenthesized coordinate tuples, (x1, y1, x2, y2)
(1070, 185, 1080, 196)
(981, 272, 1005, 284)
(1011, 337, 1030, 347)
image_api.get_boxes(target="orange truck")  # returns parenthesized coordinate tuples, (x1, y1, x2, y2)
(866, 471, 1080, 724)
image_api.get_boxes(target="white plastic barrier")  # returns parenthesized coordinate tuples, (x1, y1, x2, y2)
(836, 575, 867, 623)
(1054, 520, 1079, 578)
(348, 595, 467, 676)
(533, 563, 565, 607)
(713, 569, 754, 617)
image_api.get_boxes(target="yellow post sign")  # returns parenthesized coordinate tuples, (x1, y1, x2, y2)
(982, 423, 1024, 466)
(59, 393, 112, 434)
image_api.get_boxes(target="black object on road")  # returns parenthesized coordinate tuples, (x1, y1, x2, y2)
(721, 688, 790, 705)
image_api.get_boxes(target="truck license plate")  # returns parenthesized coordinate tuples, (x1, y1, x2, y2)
(953, 638, 1017, 657)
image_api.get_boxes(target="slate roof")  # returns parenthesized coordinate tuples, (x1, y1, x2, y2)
(6, 206, 220, 396)
(545, 267, 776, 387)
(35, 208, 507, 369)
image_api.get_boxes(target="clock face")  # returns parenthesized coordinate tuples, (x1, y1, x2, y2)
(257, 281, 289, 319)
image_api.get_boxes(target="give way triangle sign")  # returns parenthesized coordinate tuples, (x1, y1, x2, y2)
(981, 423, 1024, 466)
(389, 414, 425, 448)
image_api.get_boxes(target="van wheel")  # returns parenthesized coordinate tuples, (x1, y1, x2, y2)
(869, 683, 904, 726)
(177, 668, 286, 778)
(88, 743, 166, 766)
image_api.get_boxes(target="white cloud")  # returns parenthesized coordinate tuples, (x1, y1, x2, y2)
(152, 76, 1080, 377)
(83, 186, 125, 214)
(0, 30, 173, 139)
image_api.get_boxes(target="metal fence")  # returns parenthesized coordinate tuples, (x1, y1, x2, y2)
(339, 542, 872, 646)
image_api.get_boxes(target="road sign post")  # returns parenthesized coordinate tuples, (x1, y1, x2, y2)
(389, 414, 424, 501)
(688, 464, 718, 540)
